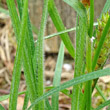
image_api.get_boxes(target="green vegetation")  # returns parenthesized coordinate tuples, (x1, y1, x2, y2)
(0, 0, 110, 110)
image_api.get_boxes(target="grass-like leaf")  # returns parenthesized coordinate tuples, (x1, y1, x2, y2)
(0, 91, 26, 102)
(95, 100, 110, 110)
(63, 0, 86, 19)
(0, 88, 71, 102)
(72, 17, 87, 110)
(63, 1, 87, 109)
(88, 0, 94, 38)
(52, 42, 64, 110)
(48, 0, 75, 58)
(34, 22, 98, 43)
(6, 0, 20, 41)
(95, 85, 107, 101)
(0, 104, 5, 110)
(83, 36, 92, 110)
(33, 0, 49, 109)
(16, 0, 35, 59)
(45, 98, 52, 110)
(7, 0, 38, 109)
(84, 0, 94, 108)
(8, 0, 28, 109)
(27, 68, 110, 110)
(16, 0, 23, 18)
(23, 91, 29, 110)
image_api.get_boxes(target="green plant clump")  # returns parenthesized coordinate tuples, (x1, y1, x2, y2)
(0, 0, 110, 110)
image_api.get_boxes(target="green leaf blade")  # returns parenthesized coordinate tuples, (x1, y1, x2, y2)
(52, 42, 64, 110)
(48, 0, 75, 58)
(28, 68, 110, 110)
(33, 0, 49, 109)
(9, 0, 28, 109)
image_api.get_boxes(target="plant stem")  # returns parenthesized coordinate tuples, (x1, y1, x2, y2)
(85, 36, 92, 110)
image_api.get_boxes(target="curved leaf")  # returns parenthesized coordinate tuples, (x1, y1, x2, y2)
(28, 68, 110, 110)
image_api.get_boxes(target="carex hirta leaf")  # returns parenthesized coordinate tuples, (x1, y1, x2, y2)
(8, 0, 28, 109)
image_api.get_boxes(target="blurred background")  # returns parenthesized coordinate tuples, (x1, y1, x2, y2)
(0, 0, 110, 110)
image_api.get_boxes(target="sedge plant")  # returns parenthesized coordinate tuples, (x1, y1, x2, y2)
(0, 0, 110, 110)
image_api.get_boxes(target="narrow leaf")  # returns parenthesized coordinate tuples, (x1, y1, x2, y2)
(96, 85, 107, 101)
(9, 0, 28, 109)
(23, 91, 29, 110)
(63, 2, 87, 109)
(34, 22, 98, 43)
(48, 0, 75, 58)
(7, 0, 38, 109)
(0, 91, 26, 102)
(63, 0, 86, 18)
(45, 98, 52, 110)
(28, 68, 110, 110)
(88, 0, 94, 37)
(52, 42, 64, 110)
(95, 100, 110, 110)
(0, 104, 5, 110)
(33, 0, 49, 109)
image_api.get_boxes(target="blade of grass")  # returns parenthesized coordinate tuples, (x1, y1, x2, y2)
(0, 91, 26, 102)
(72, 17, 87, 110)
(0, 4, 98, 41)
(45, 86, 72, 98)
(63, 0, 87, 18)
(23, 91, 29, 110)
(33, 0, 49, 109)
(8, 0, 28, 109)
(16, 0, 23, 18)
(45, 98, 52, 110)
(95, 85, 107, 101)
(0, 104, 5, 110)
(63, 1, 87, 109)
(84, 37, 92, 110)
(83, 1, 94, 109)
(34, 22, 98, 43)
(48, 0, 75, 58)
(16, 0, 35, 58)
(0, 88, 71, 102)
(6, 0, 20, 42)
(52, 42, 64, 110)
(88, 0, 94, 38)
(27, 68, 110, 110)
(95, 100, 110, 110)
(7, 0, 38, 109)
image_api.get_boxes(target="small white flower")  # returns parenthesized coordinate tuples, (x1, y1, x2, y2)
(91, 36, 95, 42)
